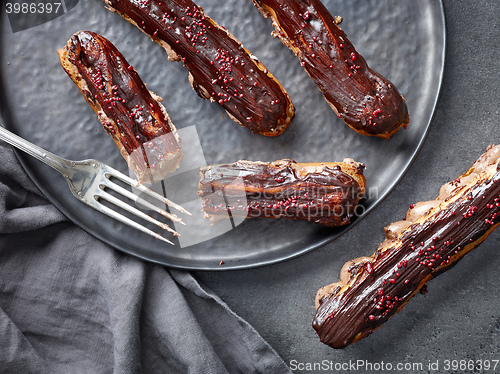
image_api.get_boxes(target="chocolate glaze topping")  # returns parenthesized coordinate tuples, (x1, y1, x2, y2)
(313, 163, 500, 348)
(105, 0, 294, 136)
(198, 159, 365, 227)
(61, 31, 180, 179)
(252, 0, 409, 138)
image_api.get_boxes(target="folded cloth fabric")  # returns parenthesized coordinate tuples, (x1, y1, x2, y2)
(0, 142, 292, 374)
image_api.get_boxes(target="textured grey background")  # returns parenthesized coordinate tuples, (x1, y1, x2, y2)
(197, 1, 500, 372)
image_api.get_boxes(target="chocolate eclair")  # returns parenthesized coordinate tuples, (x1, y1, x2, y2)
(313, 145, 500, 348)
(251, 0, 409, 139)
(58, 31, 183, 185)
(198, 159, 365, 227)
(102, 0, 295, 136)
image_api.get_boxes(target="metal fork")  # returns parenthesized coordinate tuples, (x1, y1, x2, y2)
(0, 126, 189, 245)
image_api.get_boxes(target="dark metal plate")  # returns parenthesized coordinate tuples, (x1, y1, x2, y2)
(0, 0, 445, 270)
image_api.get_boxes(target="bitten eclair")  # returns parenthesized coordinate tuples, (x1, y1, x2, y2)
(198, 159, 365, 227)
(313, 145, 500, 349)
(58, 31, 183, 185)
(102, 0, 295, 136)
(251, 0, 409, 139)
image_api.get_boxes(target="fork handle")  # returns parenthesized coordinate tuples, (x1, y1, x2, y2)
(0, 125, 73, 176)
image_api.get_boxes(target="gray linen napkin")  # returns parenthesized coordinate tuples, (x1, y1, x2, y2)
(0, 142, 292, 374)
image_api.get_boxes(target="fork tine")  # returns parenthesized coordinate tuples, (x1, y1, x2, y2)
(92, 196, 175, 245)
(105, 181, 185, 225)
(106, 168, 191, 216)
(98, 189, 180, 238)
